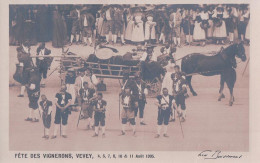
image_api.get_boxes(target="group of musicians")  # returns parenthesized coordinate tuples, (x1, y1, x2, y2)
(15, 39, 188, 139)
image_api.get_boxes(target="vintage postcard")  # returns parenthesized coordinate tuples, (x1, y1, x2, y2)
(0, 0, 259, 163)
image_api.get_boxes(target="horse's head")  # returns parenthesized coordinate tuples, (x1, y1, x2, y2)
(235, 42, 247, 62)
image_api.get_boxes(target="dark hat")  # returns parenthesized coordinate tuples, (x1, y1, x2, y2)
(146, 44, 156, 50)
(174, 65, 180, 69)
(78, 68, 86, 72)
(23, 40, 30, 47)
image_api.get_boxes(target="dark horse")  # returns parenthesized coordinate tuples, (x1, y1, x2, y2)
(181, 43, 247, 106)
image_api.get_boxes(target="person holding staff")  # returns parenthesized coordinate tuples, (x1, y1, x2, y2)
(92, 93, 107, 138)
(51, 85, 72, 139)
(154, 88, 176, 138)
(39, 94, 52, 139)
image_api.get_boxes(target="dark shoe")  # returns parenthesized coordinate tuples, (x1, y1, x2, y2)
(80, 115, 85, 120)
(119, 131, 125, 136)
(121, 42, 126, 45)
(140, 122, 147, 125)
(169, 118, 175, 122)
(32, 118, 39, 122)
(92, 126, 95, 130)
(51, 135, 57, 139)
(92, 133, 98, 137)
(25, 117, 32, 121)
(42, 135, 47, 138)
(104, 42, 109, 45)
(154, 134, 160, 138)
(133, 131, 136, 136)
(69, 43, 73, 46)
(89, 43, 93, 47)
(62, 135, 68, 138)
(163, 134, 169, 138)
(18, 94, 24, 97)
(102, 133, 105, 138)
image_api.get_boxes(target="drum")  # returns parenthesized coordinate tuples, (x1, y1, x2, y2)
(95, 48, 114, 60)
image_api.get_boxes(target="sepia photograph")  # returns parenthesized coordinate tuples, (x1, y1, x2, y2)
(7, 3, 250, 153)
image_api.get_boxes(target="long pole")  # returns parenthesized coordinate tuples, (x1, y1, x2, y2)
(177, 108, 185, 138)
(242, 57, 250, 77)
(119, 95, 121, 120)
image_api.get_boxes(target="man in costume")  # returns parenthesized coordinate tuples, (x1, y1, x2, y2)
(52, 85, 72, 139)
(154, 88, 176, 138)
(80, 9, 95, 46)
(79, 82, 96, 130)
(36, 42, 52, 87)
(74, 68, 88, 107)
(120, 88, 136, 136)
(85, 67, 98, 90)
(25, 68, 41, 122)
(131, 75, 148, 125)
(172, 72, 188, 122)
(16, 41, 33, 97)
(92, 92, 107, 138)
(69, 5, 81, 45)
(39, 94, 52, 139)
(113, 5, 126, 45)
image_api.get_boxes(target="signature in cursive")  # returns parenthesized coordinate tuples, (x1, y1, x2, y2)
(198, 150, 243, 159)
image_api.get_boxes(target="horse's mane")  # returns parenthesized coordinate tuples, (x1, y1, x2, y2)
(217, 44, 236, 57)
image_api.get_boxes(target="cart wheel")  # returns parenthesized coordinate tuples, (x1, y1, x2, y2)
(145, 79, 162, 98)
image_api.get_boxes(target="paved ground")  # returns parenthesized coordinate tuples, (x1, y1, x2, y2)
(9, 42, 249, 151)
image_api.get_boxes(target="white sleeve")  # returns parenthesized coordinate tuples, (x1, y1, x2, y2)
(29, 84, 36, 90)
(91, 74, 98, 85)
(48, 106, 52, 115)
(144, 88, 148, 95)
(140, 52, 147, 61)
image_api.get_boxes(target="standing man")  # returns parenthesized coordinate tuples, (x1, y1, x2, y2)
(154, 88, 176, 138)
(172, 72, 188, 122)
(92, 92, 107, 138)
(36, 42, 52, 87)
(74, 68, 88, 107)
(39, 94, 52, 139)
(80, 10, 95, 46)
(25, 68, 41, 122)
(103, 6, 115, 44)
(65, 69, 76, 106)
(169, 8, 182, 47)
(79, 82, 96, 130)
(120, 88, 136, 136)
(132, 75, 148, 125)
(113, 5, 126, 45)
(85, 67, 98, 90)
(16, 40, 33, 97)
(52, 85, 72, 139)
(69, 5, 81, 45)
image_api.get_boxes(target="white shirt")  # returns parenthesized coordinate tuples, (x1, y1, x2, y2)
(140, 52, 157, 62)
(200, 12, 209, 20)
(61, 94, 65, 105)
(80, 76, 84, 88)
(38, 48, 45, 60)
(123, 96, 130, 107)
(161, 95, 170, 108)
(76, 9, 80, 19)
(84, 15, 88, 26)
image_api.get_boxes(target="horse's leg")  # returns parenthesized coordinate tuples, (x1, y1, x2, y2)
(226, 69, 236, 106)
(186, 76, 197, 96)
(218, 74, 225, 101)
